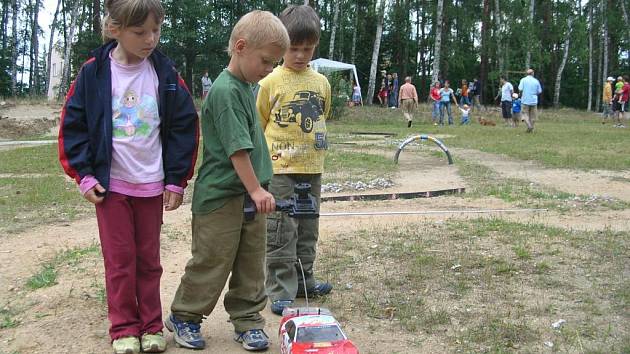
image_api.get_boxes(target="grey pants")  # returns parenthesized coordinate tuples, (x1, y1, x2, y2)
(266, 174, 321, 302)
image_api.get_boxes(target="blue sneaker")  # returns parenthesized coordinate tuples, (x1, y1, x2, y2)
(296, 282, 333, 298)
(270, 300, 293, 315)
(164, 314, 205, 349)
(234, 329, 269, 351)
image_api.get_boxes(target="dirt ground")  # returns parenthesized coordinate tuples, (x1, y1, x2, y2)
(0, 105, 628, 353)
(0, 103, 61, 140)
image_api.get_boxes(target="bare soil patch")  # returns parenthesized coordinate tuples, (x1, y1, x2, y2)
(459, 148, 630, 202)
(0, 104, 60, 140)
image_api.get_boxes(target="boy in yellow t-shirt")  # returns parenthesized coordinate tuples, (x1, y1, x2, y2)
(256, 4, 332, 316)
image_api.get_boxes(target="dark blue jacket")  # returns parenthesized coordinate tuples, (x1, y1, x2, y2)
(59, 41, 199, 191)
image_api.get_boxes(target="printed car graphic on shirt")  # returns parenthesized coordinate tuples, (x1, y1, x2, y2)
(274, 90, 325, 133)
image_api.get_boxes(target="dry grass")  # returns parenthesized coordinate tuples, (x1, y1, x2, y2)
(317, 218, 629, 353)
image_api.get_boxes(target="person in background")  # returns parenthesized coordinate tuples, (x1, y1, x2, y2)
(470, 78, 482, 111)
(518, 68, 542, 133)
(511, 92, 521, 127)
(398, 76, 418, 128)
(459, 104, 471, 125)
(351, 80, 362, 106)
(391, 73, 399, 108)
(438, 80, 457, 125)
(460, 79, 470, 107)
(499, 76, 514, 127)
(201, 70, 212, 100)
(429, 81, 441, 126)
(620, 75, 629, 124)
(602, 76, 614, 124)
(378, 83, 388, 107)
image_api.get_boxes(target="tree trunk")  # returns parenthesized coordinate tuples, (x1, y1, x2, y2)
(32, 0, 41, 95)
(58, 0, 80, 100)
(401, 0, 409, 77)
(1, 0, 9, 50)
(10, 0, 18, 96)
(587, 2, 593, 111)
(418, 1, 426, 97)
(621, 0, 630, 60)
(45, 0, 61, 96)
(553, 16, 573, 108)
(92, 0, 100, 34)
(602, 0, 609, 107)
(367, 0, 386, 105)
(480, 0, 490, 104)
(493, 0, 503, 74)
(525, 0, 534, 69)
(328, 0, 339, 59)
(431, 0, 443, 84)
(350, 0, 358, 63)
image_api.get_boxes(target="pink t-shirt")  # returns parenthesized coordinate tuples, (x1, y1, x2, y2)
(109, 54, 163, 196)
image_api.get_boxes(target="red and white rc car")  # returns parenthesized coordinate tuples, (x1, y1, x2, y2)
(278, 307, 359, 354)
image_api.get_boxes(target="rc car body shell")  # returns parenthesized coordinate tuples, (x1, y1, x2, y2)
(279, 308, 359, 354)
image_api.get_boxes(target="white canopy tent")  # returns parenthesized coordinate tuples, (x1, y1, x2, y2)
(309, 58, 362, 103)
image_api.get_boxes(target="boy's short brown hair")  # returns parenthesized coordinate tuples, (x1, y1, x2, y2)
(227, 10, 289, 56)
(279, 5, 320, 45)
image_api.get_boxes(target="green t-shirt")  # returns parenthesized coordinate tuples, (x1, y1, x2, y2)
(192, 69, 273, 214)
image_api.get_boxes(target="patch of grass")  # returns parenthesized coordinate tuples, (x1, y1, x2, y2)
(512, 244, 531, 260)
(25, 245, 100, 291)
(0, 144, 94, 233)
(0, 308, 21, 329)
(0, 144, 62, 174)
(534, 261, 551, 274)
(457, 317, 537, 352)
(323, 147, 397, 184)
(332, 106, 630, 170)
(26, 264, 58, 289)
(0, 175, 88, 234)
(54, 244, 100, 266)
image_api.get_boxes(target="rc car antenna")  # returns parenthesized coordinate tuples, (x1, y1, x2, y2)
(297, 258, 309, 310)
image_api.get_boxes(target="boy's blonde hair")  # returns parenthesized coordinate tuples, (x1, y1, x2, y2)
(227, 10, 289, 57)
(102, 0, 165, 42)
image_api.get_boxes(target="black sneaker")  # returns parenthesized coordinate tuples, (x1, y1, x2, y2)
(407, 120, 412, 128)
(296, 282, 333, 298)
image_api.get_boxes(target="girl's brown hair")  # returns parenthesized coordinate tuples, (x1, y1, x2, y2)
(102, 0, 165, 42)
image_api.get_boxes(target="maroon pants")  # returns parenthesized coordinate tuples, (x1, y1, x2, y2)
(95, 192, 164, 340)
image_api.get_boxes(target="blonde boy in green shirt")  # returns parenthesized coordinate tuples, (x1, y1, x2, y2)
(166, 11, 289, 352)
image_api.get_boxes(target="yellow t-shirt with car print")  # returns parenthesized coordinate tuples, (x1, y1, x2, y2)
(256, 66, 331, 174)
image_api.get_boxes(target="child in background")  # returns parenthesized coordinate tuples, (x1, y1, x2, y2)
(166, 10, 289, 352)
(459, 104, 471, 125)
(512, 93, 522, 127)
(378, 83, 388, 107)
(58, 1, 199, 353)
(256, 4, 333, 317)
(351, 81, 362, 106)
